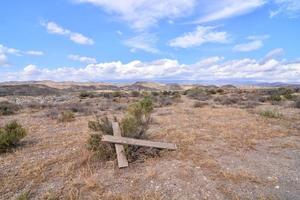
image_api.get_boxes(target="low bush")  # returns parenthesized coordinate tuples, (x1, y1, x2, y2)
(58, 111, 75, 122)
(112, 91, 122, 98)
(214, 96, 239, 105)
(79, 91, 95, 98)
(87, 116, 115, 160)
(0, 101, 20, 115)
(185, 87, 212, 101)
(259, 110, 282, 119)
(295, 99, 300, 109)
(193, 101, 208, 108)
(88, 116, 113, 134)
(0, 121, 26, 153)
(268, 94, 281, 102)
(131, 91, 140, 97)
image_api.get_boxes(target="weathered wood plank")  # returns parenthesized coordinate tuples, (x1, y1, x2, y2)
(112, 122, 128, 168)
(102, 135, 177, 150)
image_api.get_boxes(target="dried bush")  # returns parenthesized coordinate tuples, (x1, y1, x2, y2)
(259, 110, 282, 118)
(79, 91, 95, 98)
(131, 91, 140, 97)
(0, 101, 20, 116)
(87, 116, 115, 160)
(121, 96, 153, 139)
(88, 116, 113, 134)
(193, 101, 208, 108)
(295, 99, 300, 109)
(0, 121, 27, 153)
(45, 108, 60, 120)
(58, 111, 75, 122)
(214, 96, 239, 105)
(185, 87, 212, 101)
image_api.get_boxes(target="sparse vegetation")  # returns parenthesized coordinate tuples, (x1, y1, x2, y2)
(79, 91, 95, 98)
(259, 110, 282, 118)
(121, 96, 153, 139)
(87, 116, 115, 160)
(193, 101, 208, 108)
(295, 99, 300, 109)
(0, 101, 20, 115)
(131, 90, 140, 97)
(58, 110, 75, 122)
(0, 121, 27, 153)
(16, 191, 30, 200)
(268, 94, 282, 102)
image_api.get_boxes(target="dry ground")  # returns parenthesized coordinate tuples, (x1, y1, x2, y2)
(0, 95, 300, 200)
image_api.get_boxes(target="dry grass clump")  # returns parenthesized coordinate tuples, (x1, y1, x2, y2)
(16, 191, 30, 200)
(294, 98, 300, 109)
(0, 101, 20, 115)
(193, 101, 208, 108)
(58, 110, 75, 122)
(214, 95, 239, 105)
(219, 169, 261, 184)
(87, 116, 115, 161)
(0, 120, 27, 153)
(259, 110, 282, 119)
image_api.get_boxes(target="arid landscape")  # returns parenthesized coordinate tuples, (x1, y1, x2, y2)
(0, 81, 299, 200)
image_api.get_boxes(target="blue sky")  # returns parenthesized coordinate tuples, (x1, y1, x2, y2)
(0, 0, 299, 83)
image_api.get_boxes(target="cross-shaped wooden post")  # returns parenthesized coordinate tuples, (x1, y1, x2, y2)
(106, 121, 177, 168)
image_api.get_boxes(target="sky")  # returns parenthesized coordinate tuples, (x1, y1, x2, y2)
(0, 0, 300, 83)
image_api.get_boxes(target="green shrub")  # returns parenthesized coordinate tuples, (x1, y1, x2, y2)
(121, 97, 153, 139)
(0, 101, 20, 115)
(79, 91, 95, 98)
(16, 191, 30, 200)
(86, 133, 115, 161)
(87, 116, 115, 161)
(151, 91, 159, 96)
(58, 111, 75, 122)
(0, 121, 26, 153)
(268, 94, 281, 102)
(131, 91, 140, 97)
(112, 91, 122, 98)
(259, 110, 282, 118)
(216, 88, 224, 94)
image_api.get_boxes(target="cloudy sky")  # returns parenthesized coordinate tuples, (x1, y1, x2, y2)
(0, 0, 299, 83)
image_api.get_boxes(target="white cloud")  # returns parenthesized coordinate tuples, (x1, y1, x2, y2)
(41, 21, 94, 45)
(3, 52, 300, 83)
(0, 52, 8, 67)
(263, 48, 284, 60)
(271, 0, 300, 18)
(233, 40, 263, 52)
(193, 0, 266, 23)
(68, 54, 97, 64)
(0, 44, 44, 67)
(26, 51, 44, 56)
(169, 26, 229, 48)
(124, 34, 159, 53)
(233, 35, 269, 52)
(74, 0, 196, 30)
